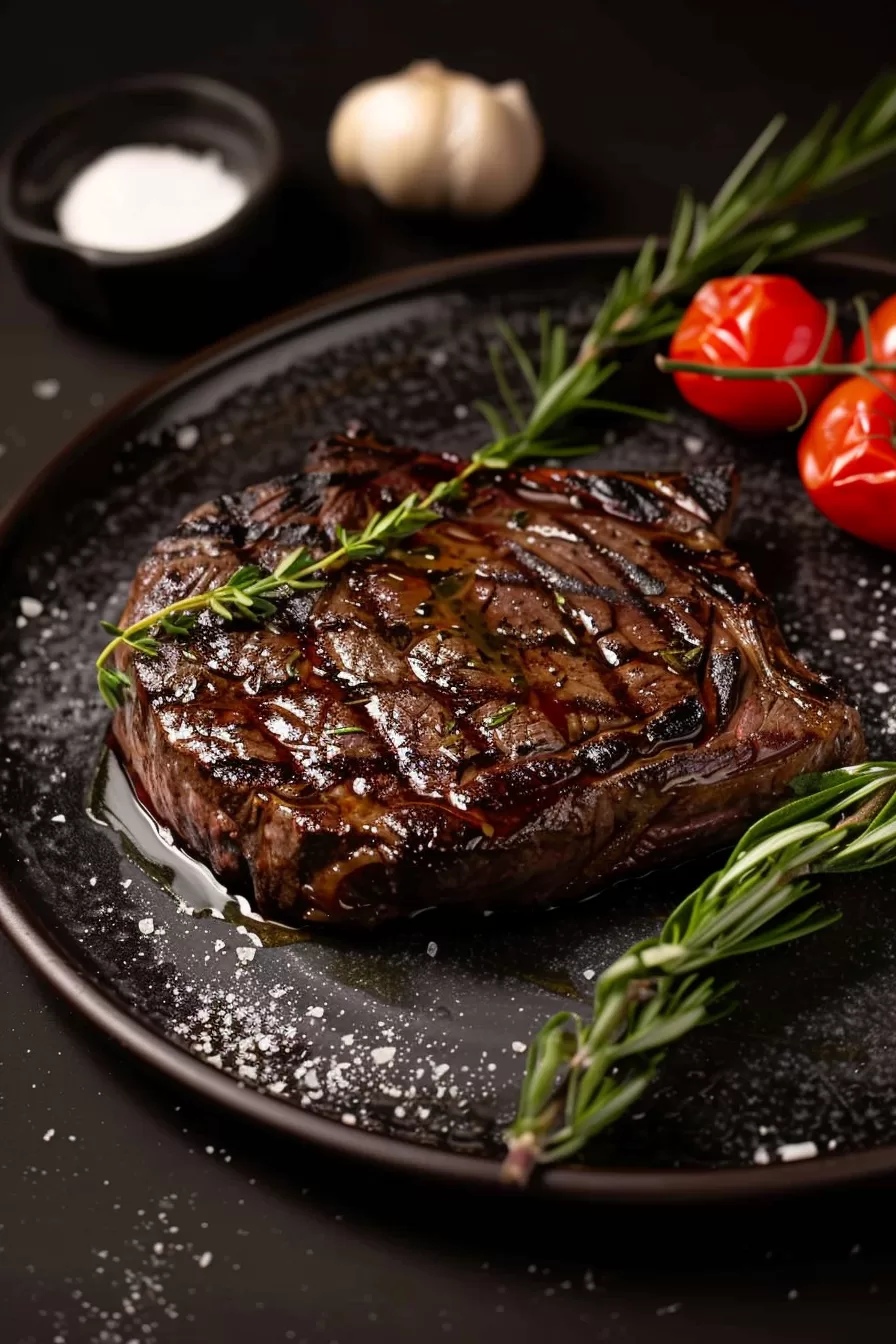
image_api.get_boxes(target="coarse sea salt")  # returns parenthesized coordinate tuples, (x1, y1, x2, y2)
(56, 145, 248, 254)
(778, 1140, 818, 1163)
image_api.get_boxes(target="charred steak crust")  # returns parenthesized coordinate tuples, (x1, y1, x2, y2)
(113, 424, 865, 926)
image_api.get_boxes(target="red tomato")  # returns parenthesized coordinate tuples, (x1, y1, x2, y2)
(847, 294, 896, 387)
(798, 377, 896, 550)
(669, 275, 843, 433)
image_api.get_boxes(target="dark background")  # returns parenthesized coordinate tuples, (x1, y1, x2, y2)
(2, 1, 896, 1340)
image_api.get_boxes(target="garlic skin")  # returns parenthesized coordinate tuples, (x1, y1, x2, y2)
(328, 60, 543, 215)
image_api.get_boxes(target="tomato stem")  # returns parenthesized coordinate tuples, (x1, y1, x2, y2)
(655, 355, 896, 381)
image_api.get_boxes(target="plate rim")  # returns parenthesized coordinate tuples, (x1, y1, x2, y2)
(3, 236, 896, 1203)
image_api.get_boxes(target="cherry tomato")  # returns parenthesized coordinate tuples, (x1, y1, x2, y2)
(798, 376, 896, 550)
(847, 293, 896, 387)
(669, 275, 843, 433)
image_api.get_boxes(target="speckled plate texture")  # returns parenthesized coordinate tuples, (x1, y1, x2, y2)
(1, 242, 895, 1203)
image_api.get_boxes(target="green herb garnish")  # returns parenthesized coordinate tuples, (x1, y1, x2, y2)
(502, 761, 896, 1185)
(660, 642, 704, 673)
(484, 705, 518, 729)
(477, 75, 896, 465)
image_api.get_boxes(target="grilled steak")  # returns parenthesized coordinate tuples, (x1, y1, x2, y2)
(113, 424, 864, 926)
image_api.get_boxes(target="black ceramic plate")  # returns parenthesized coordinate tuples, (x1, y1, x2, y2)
(2, 241, 896, 1203)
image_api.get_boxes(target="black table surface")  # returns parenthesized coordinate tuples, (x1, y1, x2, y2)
(3, 2, 896, 1339)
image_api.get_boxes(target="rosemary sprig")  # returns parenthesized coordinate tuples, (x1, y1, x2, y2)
(502, 762, 896, 1185)
(96, 436, 594, 707)
(478, 74, 896, 457)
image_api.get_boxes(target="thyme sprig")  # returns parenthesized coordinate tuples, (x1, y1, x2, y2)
(478, 74, 896, 457)
(502, 762, 896, 1185)
(96, 436, 596, 708)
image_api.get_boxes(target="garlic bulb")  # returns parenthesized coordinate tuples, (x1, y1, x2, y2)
(328, 60, 544, 215)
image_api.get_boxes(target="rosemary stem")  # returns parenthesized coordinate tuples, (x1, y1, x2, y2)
(502, 764, 896, 1182)
(95, 455, 489, 707)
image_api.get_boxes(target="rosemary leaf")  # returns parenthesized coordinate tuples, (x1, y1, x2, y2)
(502, 762, 896, 1185)
(475, 74, 896, 467)
(484, 705, 518, 729)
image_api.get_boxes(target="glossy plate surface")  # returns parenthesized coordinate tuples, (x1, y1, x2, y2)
(1, 241, 895, 1202)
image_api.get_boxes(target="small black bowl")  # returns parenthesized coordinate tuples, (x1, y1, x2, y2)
(0, 73, 283, 346)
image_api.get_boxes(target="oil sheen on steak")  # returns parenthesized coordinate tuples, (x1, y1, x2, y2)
(113, 424, 865, 926)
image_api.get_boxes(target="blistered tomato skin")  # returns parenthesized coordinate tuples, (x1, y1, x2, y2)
(669, 275, 844, 433)
(848, 294, 896, 388)
(798, 377, 896, 551)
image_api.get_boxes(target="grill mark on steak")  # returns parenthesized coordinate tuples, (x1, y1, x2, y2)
(112, 424, 865, 926)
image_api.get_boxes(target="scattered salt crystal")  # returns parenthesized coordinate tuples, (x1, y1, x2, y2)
(197, 1251, 213, 1269)
(426, 941, 438, 958)
(454, 404, 469, 419)
(778, 1140, 818, 1163)
(583, 968, 595, 981)
(683, 435, 704, 455)
(19, 596, 43, 618)
(15, 615, 26, 629)
(43, 1128, 55, 1142)
(235, 946, 255, 964)
(874, 682, 891, 695)
(153, 1241, 164, 1255)
(341, 1033, 355, 1046)
(32, 378, 60, 400)
(341, 1112, 357, 1126)
(306, 1005, 324, 1018)
(753, 1145, 770, 1165)
(176, 425, 199, 451)
(138, 917, 154, 935)
(371, 1046, 396, 1066)
(88, 877, 97, 887)
(432, 1062, 450, 1079)
(829, 628, 847, 641)
(511, 1041, 527, 1054)
(51, 814, 66, 824)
